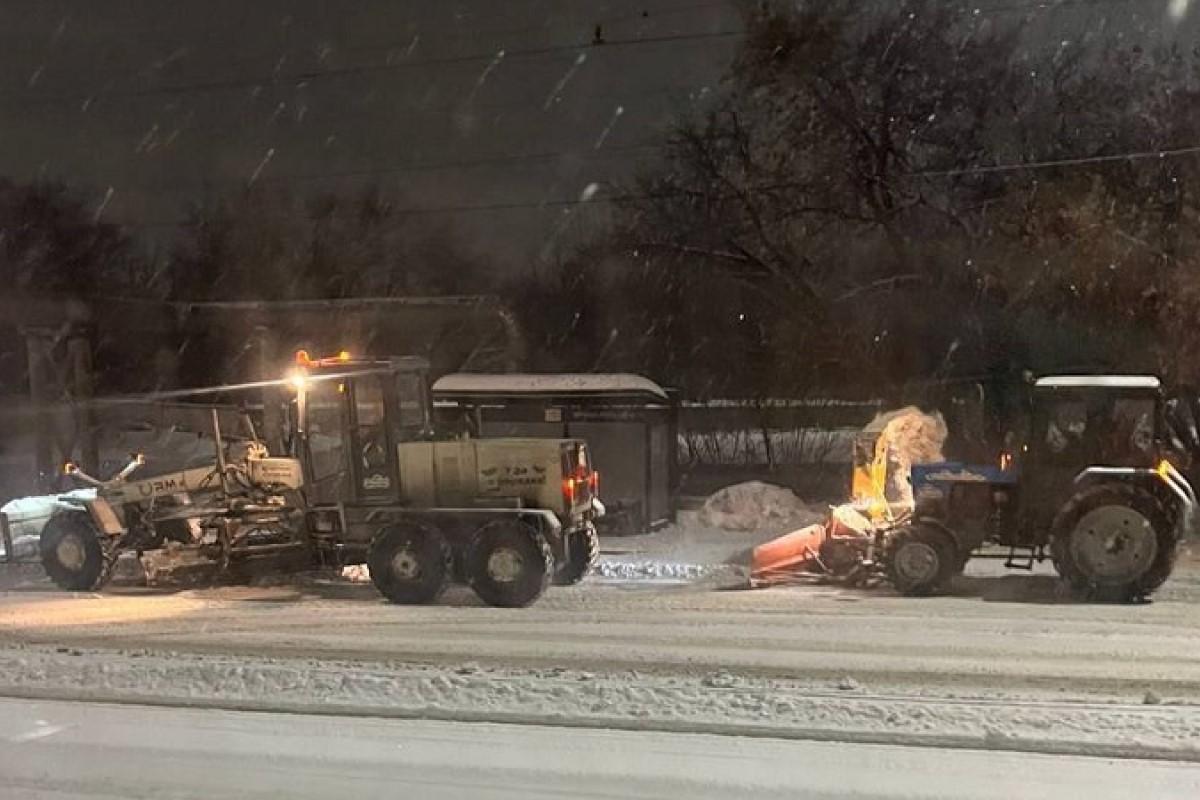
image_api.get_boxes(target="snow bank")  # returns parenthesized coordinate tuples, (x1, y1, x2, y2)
(591, 559, 745, 584)
(0, 535, 38, 561)
(434, 372, 667, 400)
(2, 643, 1196, 763)
(1, 489, 95, 540)
(341, 564, 371, 583)
(698, 481, 824, 531)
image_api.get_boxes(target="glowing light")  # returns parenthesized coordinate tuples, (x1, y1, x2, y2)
(294, 350, 312, 366)
(287, 369, 308, 392)
(1156, 459, 1173, 481)
(0, 596, 206, 627)
(1169, 0, 1190, 22)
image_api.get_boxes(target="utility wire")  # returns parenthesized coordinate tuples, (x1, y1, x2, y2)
(3, 29, 745, 107)
(980, 0, 1139, 13)
(124, 140, 1200, 227)
(5, 0, 1136, 111)
(915, 144, 1200, 177)
(97, 2, 736, 85)
(124, 142, 660, 192)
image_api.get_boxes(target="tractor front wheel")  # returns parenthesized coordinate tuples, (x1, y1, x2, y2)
(1051, 484, 1176, 601)
(39, 511, 116, 592)
(368, 523, 452, 605)
(886, 523, 959, 597)
(467, 521, 553, 607)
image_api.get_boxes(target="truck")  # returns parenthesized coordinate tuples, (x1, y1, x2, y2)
(4, 352, 603, 607)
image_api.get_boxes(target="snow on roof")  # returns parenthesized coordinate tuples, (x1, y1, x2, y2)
(1035, 375, 1161, 390)
(433, 373, 668, 400)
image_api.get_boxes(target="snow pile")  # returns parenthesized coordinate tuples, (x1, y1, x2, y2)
(870, 406, 948, 507)
(2, 643, 1198, 762)
(698, 481, 824, 531)
(0, 535, 38, 561)
(341, 564, 371, 582)
(1, 489, 95, 539)
(591, 559, 745, 584)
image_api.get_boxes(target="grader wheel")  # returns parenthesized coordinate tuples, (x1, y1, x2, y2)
(39, 512, 117, 592)
(367, 523, 452, 604)
(466, 521, 553, 607)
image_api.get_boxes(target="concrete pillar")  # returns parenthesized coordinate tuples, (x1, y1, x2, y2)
(67, 331, 98, 475)
(23, 329, 56, 492)
(256, 324, 282, 452)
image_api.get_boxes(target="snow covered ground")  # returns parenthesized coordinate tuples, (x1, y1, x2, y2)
(2, 639, 1199, 762)
(2, 514, 1200, 766)
(6, 698, 1198, 800)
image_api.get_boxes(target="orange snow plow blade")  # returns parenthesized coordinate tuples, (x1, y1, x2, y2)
(750, 523, 828, 586)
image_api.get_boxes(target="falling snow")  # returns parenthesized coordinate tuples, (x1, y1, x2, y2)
(544, 52, 588, 110)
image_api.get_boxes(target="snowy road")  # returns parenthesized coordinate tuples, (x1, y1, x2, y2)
(3, 562, 1200, 698)
(2, 546, 1200, 765)
(2, 697, 1199, 800)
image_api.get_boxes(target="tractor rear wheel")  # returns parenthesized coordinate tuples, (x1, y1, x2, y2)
(1051, 483, 1176, 601)
(368, 523, 451, 605)
(886, 523, 959, 597)
(553, 523, 599, 586)
(39, 511, 116, 591)
(466, 521, 553, 607)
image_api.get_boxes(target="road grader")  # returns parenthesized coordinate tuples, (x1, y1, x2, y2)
(1, 352, 603, 607)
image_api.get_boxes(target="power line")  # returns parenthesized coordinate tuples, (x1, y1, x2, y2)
(135, 185, 653, 229)
(124, 142, 661, 192)
(3, 29, 745, 108)
(97, 2, 736, 87)
(979, 0, 1138, 14)
(4, 0, 1138, 113)
(915, 144, 1200, 177)
(334, 1, 737, 58)
(259, 144, 658, 184)
(124, 140, 1200, 228)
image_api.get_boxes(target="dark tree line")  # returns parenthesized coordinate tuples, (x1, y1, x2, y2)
(517, 0, 1200, 400)
(4, 0, 1200, 403)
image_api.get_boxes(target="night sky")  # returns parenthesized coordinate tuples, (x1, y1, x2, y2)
(0, 0, 1195, 270)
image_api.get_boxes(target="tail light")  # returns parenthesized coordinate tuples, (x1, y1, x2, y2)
(563, 470, 599, 507)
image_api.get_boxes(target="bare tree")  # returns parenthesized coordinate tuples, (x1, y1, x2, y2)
(0, 179, 147, 298)
(169, 185, 490, 302)
(603, 0, 1200, 394)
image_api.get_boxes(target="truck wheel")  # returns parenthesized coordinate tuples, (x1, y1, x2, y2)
(39, 512, 116, 591)
(1051, 484, 1176, 601)
(466, 521, 553, 607)
(554, 523, 599, 586)
(367, 523, 451, 605)
(887, 524, 958, 597)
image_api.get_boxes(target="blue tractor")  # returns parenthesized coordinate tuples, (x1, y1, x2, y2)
(884, 375, 1195, 600)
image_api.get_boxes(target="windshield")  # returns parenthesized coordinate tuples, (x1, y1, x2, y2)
(2, 3, 1200, 797)
(1039, 392, 1158, 466)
